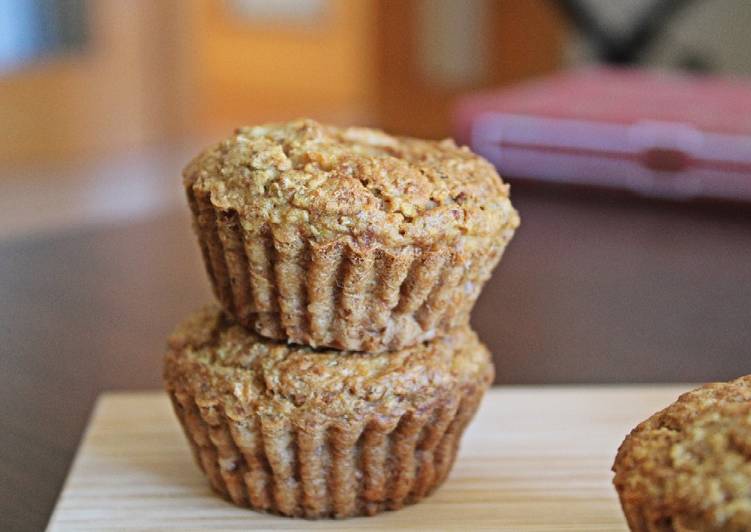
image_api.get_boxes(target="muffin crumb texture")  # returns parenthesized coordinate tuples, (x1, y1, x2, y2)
(613, 376, 751, 531)
(184, 119, 518, 247)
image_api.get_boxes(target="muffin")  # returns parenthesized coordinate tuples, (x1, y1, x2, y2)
(613, 376, 751, 531)
(164, 305, 494, 518)
(183, 119, 519, 352)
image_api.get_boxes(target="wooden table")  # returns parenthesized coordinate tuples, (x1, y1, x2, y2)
(48, 386, 689, 531)
(2, 185, 750, 531)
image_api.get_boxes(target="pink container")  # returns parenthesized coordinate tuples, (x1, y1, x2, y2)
(455, 68, 751, 201)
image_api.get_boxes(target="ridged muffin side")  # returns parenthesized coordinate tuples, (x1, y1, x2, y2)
(184, 119, 519, 351)
(164, 306, 494, 519)
(613, 376, 751, 531)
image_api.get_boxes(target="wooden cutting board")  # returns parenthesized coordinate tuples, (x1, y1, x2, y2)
(48, 386, 690, 531)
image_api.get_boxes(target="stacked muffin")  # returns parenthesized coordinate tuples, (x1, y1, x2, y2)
(164, 120, 519, 518)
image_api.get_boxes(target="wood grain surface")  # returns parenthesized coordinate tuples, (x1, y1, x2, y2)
(48, 386, 690, 531)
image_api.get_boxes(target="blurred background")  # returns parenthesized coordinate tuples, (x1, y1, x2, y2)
(3, 0, 751, 163)
(1, 1, 750, 530)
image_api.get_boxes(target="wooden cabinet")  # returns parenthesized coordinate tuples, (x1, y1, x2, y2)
(0, 0, 563, 164)
(0, 2, 188, 164)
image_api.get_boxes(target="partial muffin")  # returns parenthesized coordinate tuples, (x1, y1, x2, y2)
(164, 305, 494, 518)
(613, 376, 751, 531)
(183, 119, 519, 352)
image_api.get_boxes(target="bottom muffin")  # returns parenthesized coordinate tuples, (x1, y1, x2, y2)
(612, 375, 751, 532)
(164, 306, 493, 519)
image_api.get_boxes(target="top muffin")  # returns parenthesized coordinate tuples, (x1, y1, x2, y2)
(613, 376, 751, 531)
(184, 119, 518, 352)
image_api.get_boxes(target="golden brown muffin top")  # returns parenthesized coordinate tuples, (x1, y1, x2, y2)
(164, 306, 493, 425)
(613, 376, 751, 531)
(183, 119, 519, 247)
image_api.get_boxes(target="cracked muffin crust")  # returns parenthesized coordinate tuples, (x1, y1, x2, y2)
(164, 305, 494, 518)
(183, 119, 519, 351)
(613, 376, 751, 531)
